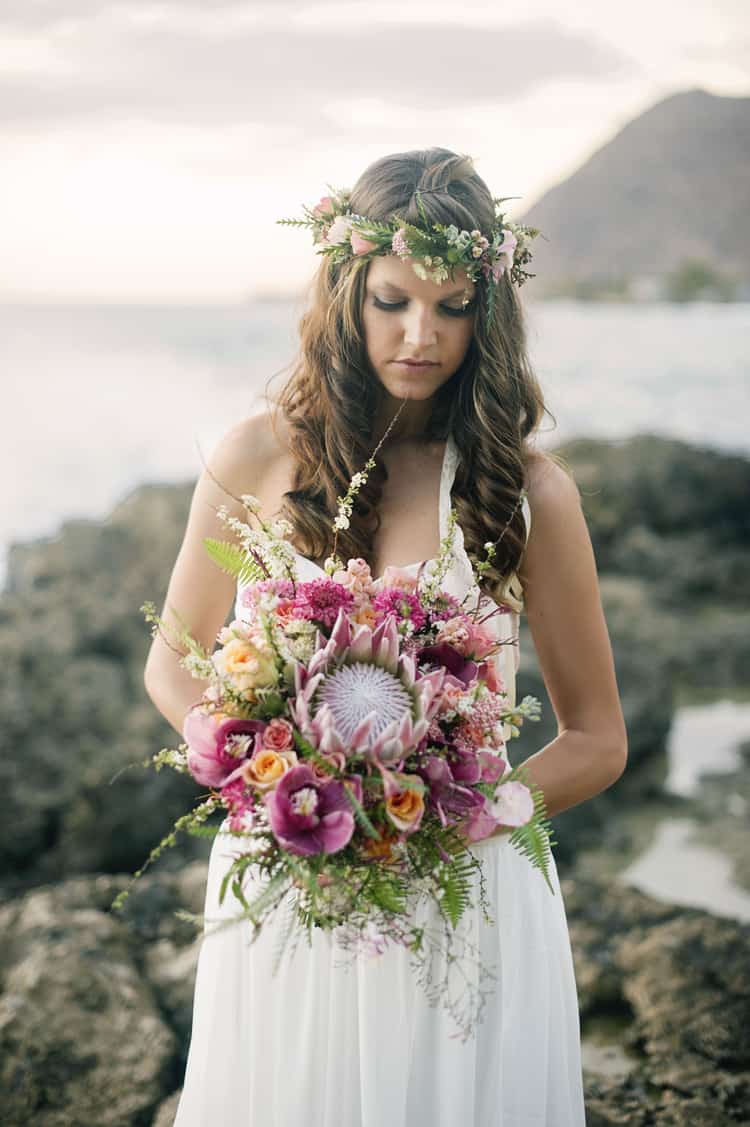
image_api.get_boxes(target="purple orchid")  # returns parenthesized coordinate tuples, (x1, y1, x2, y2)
(264, 763, 362, 856)
(417, 642, 480, 687)
(417, 754, 487, 828)
(182, 709, 265, 787)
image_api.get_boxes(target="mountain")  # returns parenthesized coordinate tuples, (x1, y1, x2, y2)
(515, 88, 750, 297)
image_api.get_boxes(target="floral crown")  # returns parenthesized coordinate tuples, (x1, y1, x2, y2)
(277, 185, 541, 325)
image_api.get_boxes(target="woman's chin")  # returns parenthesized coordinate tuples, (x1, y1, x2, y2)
(379, 372, 442, 401)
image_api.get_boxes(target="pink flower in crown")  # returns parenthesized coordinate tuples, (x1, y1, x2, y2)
(392, 228, 410, 256)
(491, 229, 517, 282)
(312, 195, 336, 217)
(351, 231, 379, 255)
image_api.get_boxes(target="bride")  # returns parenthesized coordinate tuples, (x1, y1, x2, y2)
(145, 148, 627, 1126)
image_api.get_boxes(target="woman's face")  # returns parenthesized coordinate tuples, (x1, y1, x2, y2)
(361, 254, 477, 403)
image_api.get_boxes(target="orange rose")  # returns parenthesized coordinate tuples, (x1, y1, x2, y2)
(361, 829, 399, 862)
(385, 786, 425, 834)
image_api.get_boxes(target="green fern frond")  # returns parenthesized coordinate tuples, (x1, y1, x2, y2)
(438, 851, 475, 928)
(203, 537, 267, 587)
(368, 869, 408, 915)
(508, 821, 554, 893)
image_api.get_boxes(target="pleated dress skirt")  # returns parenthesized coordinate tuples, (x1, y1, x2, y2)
(173, 815, 586, 1127)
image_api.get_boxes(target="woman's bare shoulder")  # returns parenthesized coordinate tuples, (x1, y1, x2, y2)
(206, 405, 290, 498)
(524, 447, 580, 513)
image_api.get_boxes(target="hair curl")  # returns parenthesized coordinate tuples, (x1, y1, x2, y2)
(265, 147, 555, 607)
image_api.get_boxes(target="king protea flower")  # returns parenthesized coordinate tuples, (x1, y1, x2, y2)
(288, 608, 445, 783)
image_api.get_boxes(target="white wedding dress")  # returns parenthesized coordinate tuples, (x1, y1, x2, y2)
(173, 435, 586, 1126)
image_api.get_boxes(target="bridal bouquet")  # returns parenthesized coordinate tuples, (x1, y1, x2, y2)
(113, 428, 554, 1040)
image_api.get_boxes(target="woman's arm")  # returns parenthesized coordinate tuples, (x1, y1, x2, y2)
(143, 413, 269, 738)
(511, 452, 628, 820)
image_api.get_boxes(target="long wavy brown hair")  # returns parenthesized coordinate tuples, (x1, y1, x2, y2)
(265, 147, 555, 607)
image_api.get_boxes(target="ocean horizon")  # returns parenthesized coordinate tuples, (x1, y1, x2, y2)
(2, 297, 748, 590)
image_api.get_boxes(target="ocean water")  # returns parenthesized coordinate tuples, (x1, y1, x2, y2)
(1, 298, 748, 589)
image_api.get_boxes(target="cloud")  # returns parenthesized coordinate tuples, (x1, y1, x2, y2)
(0, 12, 638, 132)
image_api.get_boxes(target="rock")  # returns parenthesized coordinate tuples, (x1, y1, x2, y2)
(144, 937, 202, 1043)
(563, 877, 750, 1124)
(152, 1088, 182, 1127)
(0, 880, 178, 1127)
(0, 481, 216, 896)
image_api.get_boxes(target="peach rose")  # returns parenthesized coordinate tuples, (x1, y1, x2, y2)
(239, 748, 298, 792)
(212, 633, 278, 696)
(353, 604, 378, 628)
(379, 565, 419, 593)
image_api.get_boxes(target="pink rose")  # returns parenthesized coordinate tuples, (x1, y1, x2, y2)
(350, 231, 379, 255)
(262, 717, 295, 752)
(312, 195, 335, 217)
(465, 619, 496, 659)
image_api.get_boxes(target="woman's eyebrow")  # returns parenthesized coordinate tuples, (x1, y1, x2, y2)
(376, 283, 474, 300)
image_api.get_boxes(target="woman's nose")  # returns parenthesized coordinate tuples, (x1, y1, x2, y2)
(402, 305, 438, 348)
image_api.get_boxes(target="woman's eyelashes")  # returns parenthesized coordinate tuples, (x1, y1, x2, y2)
(372, 296, 475, 317)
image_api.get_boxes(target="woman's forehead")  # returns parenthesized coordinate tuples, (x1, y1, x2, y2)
(366, 255, 475, 296)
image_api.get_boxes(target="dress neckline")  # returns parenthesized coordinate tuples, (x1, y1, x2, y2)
(288, 434, 459, 585)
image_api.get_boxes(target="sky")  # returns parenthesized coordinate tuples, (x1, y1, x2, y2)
(0, 0, 747, 302)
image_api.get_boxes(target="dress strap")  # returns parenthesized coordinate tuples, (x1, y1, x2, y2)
(439, 434, 460, 540)
(521, 493, 532, 545)
(441, 434, 532, 546)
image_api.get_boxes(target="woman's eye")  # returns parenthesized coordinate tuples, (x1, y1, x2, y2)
(372, 297, 474, 317)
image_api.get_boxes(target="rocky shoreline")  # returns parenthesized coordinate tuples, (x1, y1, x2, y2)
(1, 433, 748, 1124)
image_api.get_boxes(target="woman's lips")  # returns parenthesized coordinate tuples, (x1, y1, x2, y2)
(394, 360, 438, 369)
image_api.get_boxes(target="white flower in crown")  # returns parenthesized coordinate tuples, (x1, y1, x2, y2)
(325, 216, 355, 245)
(491, 229, 518, 281)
